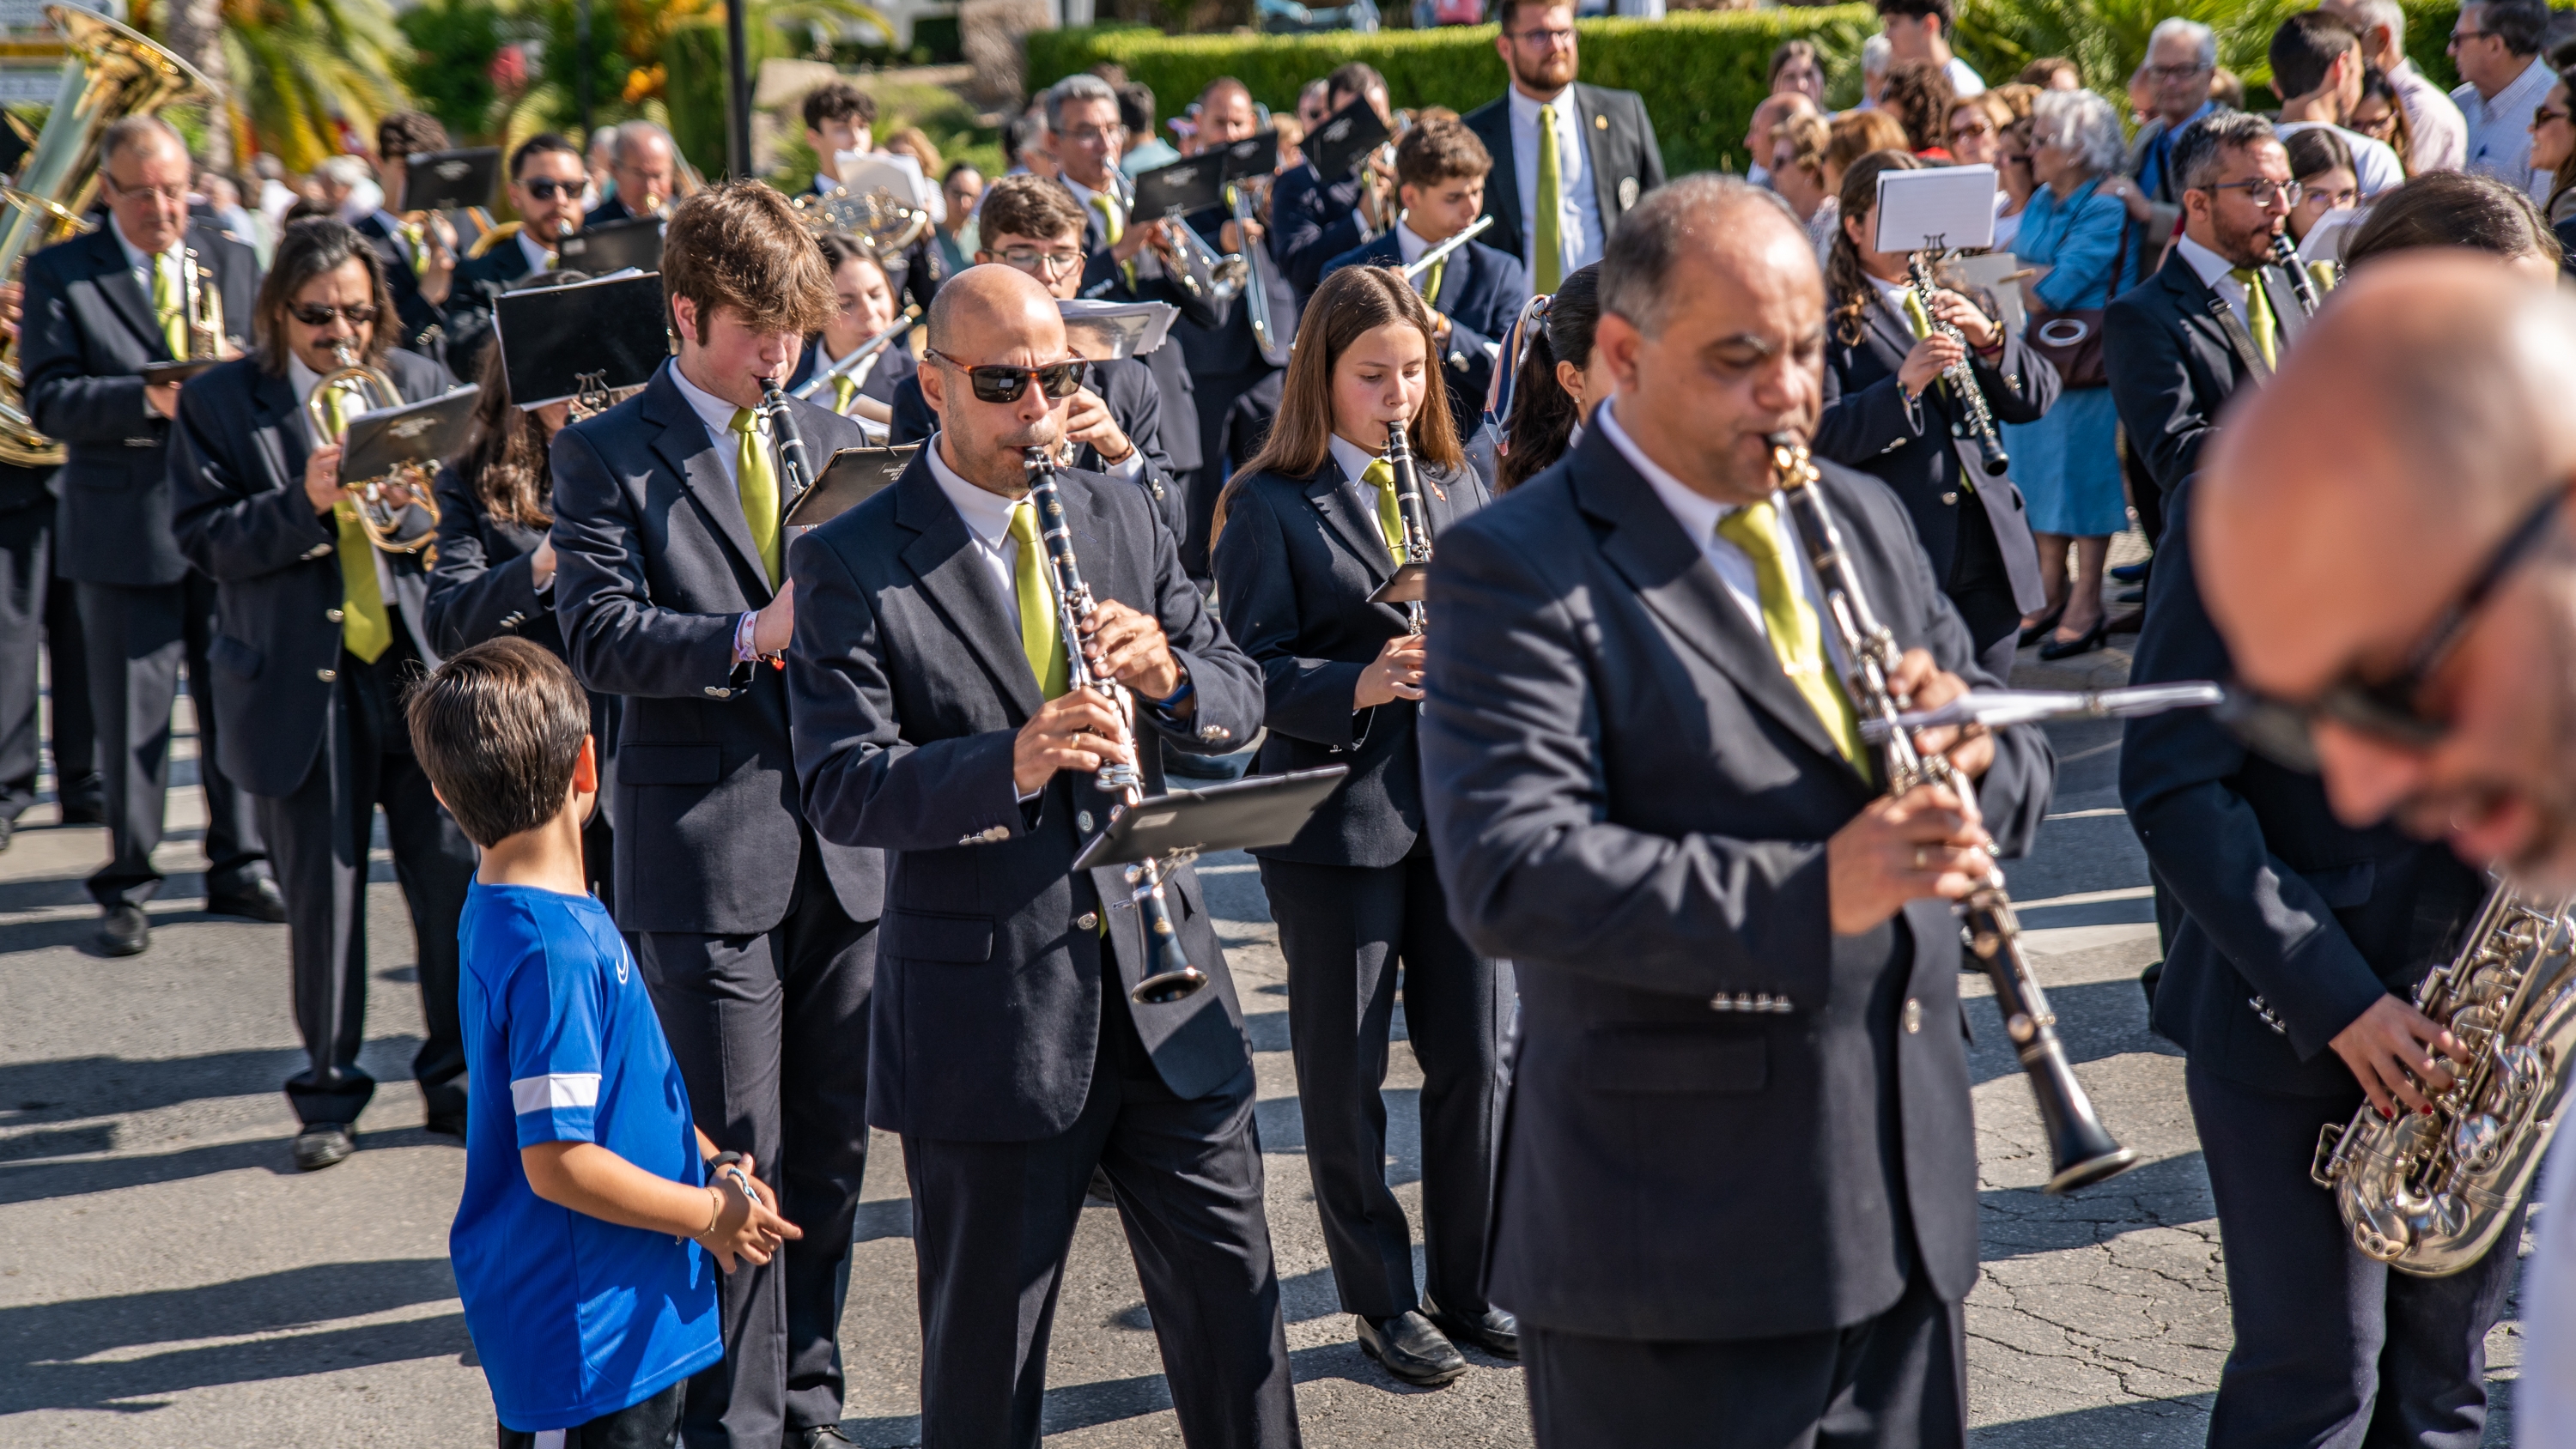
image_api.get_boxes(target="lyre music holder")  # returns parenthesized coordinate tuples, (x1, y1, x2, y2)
(1069, 766, 1350, 878)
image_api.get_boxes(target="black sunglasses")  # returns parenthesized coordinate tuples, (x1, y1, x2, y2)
(2221, 487, 2568, 770)
(521, 179, 580, 200)
(289, 302, 380, 326)
(924, 348, 1084, 403)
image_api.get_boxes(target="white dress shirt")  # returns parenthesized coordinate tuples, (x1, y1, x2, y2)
(2388, 58, 2470, 175)
(2174, 233, 2258, 320)
(926, 431, 1041, 624)
(1507, 84, 1603, 282)
(1944, 56, 1987, 98)
(517, 227, 556, 276)
(1327, 433, 1398, 553)
(2455, 53, 2555, 201)
(2274, 120, 2408, 197)
(1060, 172, 1124, 235)
(668, 360, 761, 488)
(289, 352, 404, 621)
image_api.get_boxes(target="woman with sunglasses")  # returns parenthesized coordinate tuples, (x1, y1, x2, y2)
(2530, 68, 2576, 267)
(1208, 264, 1512, 1389)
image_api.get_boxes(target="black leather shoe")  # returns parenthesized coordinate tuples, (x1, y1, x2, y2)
(2016, 605, 2065, 648)
(206, 877, 288, 923)
(789, 1428, 855, 1448)
(2037, 617, 2109, 662)
(293, 1124, 355, 1172)
(56, 780, 104, 826)
(97, 905, 148, 956)
(1425, 1297, 1519, 1360)
(2116, 586, 2145, 604)
(1355, 1310, 1468, 1387)
(424, 1112, 466, 1142)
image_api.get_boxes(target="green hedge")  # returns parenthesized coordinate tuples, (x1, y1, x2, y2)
(1028, 8, 1879, 179)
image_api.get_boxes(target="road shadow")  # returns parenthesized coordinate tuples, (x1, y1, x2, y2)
(1973, 1391, 2215, 1446)
(1964, 976, 2175, 1088)
(0, 1040, 418, 1124)
(1978, 1150, 2214, 1262)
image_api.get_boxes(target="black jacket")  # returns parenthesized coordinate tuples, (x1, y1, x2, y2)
(1212, 452, 1486, 868)
(1321, 229, 1528, 442)
(889, 356, 1185, 543)
(1460, 83, 1665, 274)
(549, 361, 881, 934)
(2122, 479, 2482, 1096)
(23, 220, 258, 586)
(783, 331, 917, 406)
(355, 210, 449, 358)
(167, 349, 454, 797)
(1269, 161, 1368, 304)
(2103, 247, 2308, 501)
(785, 452, 1264, 1141)
(1419, 420, 2052, 1340)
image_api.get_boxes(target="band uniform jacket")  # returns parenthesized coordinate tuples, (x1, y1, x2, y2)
(1460, 83, 1666, 272)
(1814, 289, 2053, 616)
(1072, 173, 1208, 476)
(2122, 479, 2482, 1097)
(1269, 161, 1369, 303)
(785, 452, 1266, 1142)
(782, 330, 918, 407)
(422, 462, 622, 767)
(166, 348, 453, 798)
(1417, 422, 2054, 1341)
(23, 219, 258, 587)
(1212, 453, 1486, 869)
(888, 357, 1187, 543)
(1320, 231, 1527, 443)
(2104, 248, 2308, 500)
(548, 361, 881, 935)
(355, 212, 449, 357)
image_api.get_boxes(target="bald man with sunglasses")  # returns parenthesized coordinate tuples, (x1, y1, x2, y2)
(783, 264, 1293, 1449)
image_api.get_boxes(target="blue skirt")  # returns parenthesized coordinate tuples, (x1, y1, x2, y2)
(2001, 386, 2129, 537)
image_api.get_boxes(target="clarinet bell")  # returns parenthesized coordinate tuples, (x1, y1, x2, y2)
(1976, 433, 2010, 477)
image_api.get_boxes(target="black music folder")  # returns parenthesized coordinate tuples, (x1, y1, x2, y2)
(1365, 561, 1427, 607)
(337, 385, 481, 484)
(784, 445, 917, 527)
(1212, 130, 1279, 182)
(1305, 98, 1392, 181)
(557, 214, 664, 275)
(138, 356, 223, 385)
(401, 146, 501, 213)
(1129, 155, 1227, 222)
(1071, 767, 1349, 871)
(494, 271, 671, 409)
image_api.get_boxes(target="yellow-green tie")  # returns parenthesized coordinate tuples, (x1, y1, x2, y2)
(1361, 458, 1406, 567)
(2307, 259, 2337, 297)
(319, 387, 393, 664)
(2229, 267, 2279, 369)
(1418, 254, 1446, 310)
(1534, 103, 1564, 295)
(1715, 501, 1862, 767)
(1008, 500, 1069, 699)
(832, 373, 860, 415)
(727, 408, 782, 588)
(1091, 193, 1135, 291)
(398, 218, 430, 276)
(149, 255, 185, 359)
(1899, 288, 1932, 340)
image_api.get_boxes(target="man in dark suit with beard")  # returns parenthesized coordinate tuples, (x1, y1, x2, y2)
(1461, 0, 1664, 299)
(784, 263, 1294, 1448)
(445, 133, 590, 382)
(167, 218, 470, 1171)
(21, 113, 272, 955)
(1419, 176, 2055, 1448)
(548, 181, 878, 1449)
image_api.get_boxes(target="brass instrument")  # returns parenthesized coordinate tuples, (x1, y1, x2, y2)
(307, 341, 439, 555)
(1398, 215, 1494, 289)
(2271, 230, 2322, 318)
(1770, 433, 2136, 1193)
(1024, 446, 1208, 1005)
(1161, 209, 1246, 306)
(177, 248, 224, 361)
(1903, 252, 2008, 477)
(1380, 418, 1430, 635)
(1228, 179, 1290, 367)
(2312, 882, 2576, 1275)
(793, 184, 931, 258)
(0, 6, 213, 468)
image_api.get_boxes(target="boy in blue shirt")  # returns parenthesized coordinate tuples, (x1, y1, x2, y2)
(408, 638, 802, 1446)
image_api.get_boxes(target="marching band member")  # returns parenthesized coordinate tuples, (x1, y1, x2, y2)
(1419, 176, 2054, 1449)
(1209, 264, 1510, 1386)
(785, 263, 1292, 1448)
(1462, 0, 1663, 294)
(1272, 64, 1395, 303)
(1816, 149, 2054, 683)
(547, 181, 878, 1449)
(166, 219, 469, 1171)
(362, 111, 464, 361)
(1321, 114, 1528, 442)
(801, 82, 943, 312)
(783, 232, 916, 421)
(1493, 262, 1605, 491)
(449, 133, 590, 379)
(21, 113, 272, 957)
(583, 120, 680, 227)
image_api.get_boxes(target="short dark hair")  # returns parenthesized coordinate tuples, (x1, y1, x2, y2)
(975, 172, 1084, 245)
(661, 180, 838, 343)
(377, 111, 449, 164)
(2345, 169, 2563, 270)
(509, 131, 580, 181)
(1875, 0, 1956, 32)
(2172, 110, 2285, 193)
(816, 229, 890, 280)
(1493, 0, 1569, 31)
(1116, 82, 1156, 136)
(803, 81, 878, 133)
(406, 638, 592, 850)
(2467, 0, 2549, 57)
(254, 218, 393, 375)
(2269, 11, 2361, 101)
(1395, 116, 1491, 189)
(1326, 61, 1385, 106)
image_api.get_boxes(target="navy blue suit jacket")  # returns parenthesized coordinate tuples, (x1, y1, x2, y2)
(783, 331, 917, 406)
(1269, 161, 1367, 304)
(1321, 231, 1526, 441)
(785, 450, 1264, 1140)
(2122, 479, 2482, 1096)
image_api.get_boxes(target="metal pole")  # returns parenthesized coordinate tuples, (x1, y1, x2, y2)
(574, 0, 594, 143)
(723, 0, 752, 179)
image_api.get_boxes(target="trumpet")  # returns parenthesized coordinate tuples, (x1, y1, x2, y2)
(1381, 418, 1431, 635)
(1160, 210, 1247, 305)
(176, 247, 224, 361)
(307, 341, 440, 555)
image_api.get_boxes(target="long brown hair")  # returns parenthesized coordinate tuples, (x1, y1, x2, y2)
(254, 218, 396, 376)
(1498, 263, 1599, 492)
(1217, 265, 1463, 538)
(1826, 149, 1922, 347)
(453, 332, 559, 530)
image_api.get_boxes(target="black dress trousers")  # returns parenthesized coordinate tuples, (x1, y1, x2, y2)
(80, 571, 265, 906)
(1259, 848, 1510, 1319)
(901, 968, 1300, 1449)
(2187, 1062, 2521, 1449)
(632, 837, 876, 1449)
(0, 499, 94, 821)
(260, 631, 476, 1125)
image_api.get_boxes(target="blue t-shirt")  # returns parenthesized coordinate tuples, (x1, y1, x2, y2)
(451, 882, 722, 1431)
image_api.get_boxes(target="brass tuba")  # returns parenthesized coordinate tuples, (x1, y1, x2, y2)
(307, 341, 440, 555)
(0, 6, 214, 467)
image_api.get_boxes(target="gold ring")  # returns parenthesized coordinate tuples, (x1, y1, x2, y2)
(1913, 846, 1933, 870)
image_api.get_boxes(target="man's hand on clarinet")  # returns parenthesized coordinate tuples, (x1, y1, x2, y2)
(1079, 598, 1182, 702)
(1012, 691, 1133, 797)
(1886, 648, 1994, 778)
(1827, 779, 1995, 936)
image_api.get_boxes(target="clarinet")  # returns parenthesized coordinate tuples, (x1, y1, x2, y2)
(1023, 448, 1209, 1005)
(2270, 230, 2322, 318)
(1905, 252, 2009, 477)
(1381, 418, 1431, 635)
(1768, 433, 2136, 1195)
(760, 382, 815, 515)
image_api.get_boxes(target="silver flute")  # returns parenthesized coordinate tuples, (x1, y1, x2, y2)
(1905, 252, 2008, 476)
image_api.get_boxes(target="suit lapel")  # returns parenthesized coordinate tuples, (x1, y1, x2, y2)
(2261, 267, 2307, 345)
(252, 368, 307, 488)
(891, 457, 1045, 718)
(88, 231, 167, 359)
(643, 367, 775, 604)
(1576, 84, 1621, 226)
(1305, 457, 1398, 588)
(1479, 113, 1522, 258)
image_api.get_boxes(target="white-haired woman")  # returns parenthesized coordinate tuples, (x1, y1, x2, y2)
(2008, 87, 2142, 660)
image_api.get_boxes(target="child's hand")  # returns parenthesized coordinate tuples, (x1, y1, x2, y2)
(695, 1171, 802, 1272)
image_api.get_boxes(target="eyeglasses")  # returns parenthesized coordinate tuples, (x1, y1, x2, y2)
(288, 302, 380, 326)
(520, 179, 580, 200)
(2451, 26, 2491, 43)
(1950, 119, 1997, 141)
(2539, 106, 2573, 127)
(925, 348, 1085, 403)
(2300, 183, 2360, 208)
(1055, 125, 1123, 146)
(995, 246, 1084, 276)
(2221, 488, 2567, 770)
(1510, 26, 1576, 45)
(2205, 177, 2299, 207)
(103, 177, 187, 204)
(2146, 63, 2212, 82)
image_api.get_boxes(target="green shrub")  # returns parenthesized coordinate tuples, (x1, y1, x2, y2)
(399, 0, 504, 142)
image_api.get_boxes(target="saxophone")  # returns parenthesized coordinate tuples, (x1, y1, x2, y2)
(2312, 882, 2576, 1276)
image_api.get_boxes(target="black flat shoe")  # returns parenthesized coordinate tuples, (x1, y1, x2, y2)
(2038, 617, 2110, 661)
(1425, 1296, 1519, 1360)
(97, 904, 148, 956)
(2116, 587, 2145, 604)
(56, 780, 104, 825)
(293, 1124, 355, 1172)
(206, 877, 288, 924)
(2017, 606, 2065, 648)
(790, 1427, 856, 1447)
(1355, 1310, 1468, 1387)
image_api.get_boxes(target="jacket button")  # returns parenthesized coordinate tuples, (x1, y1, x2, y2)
(703, 686, 731, 699)
(1076, 912, 1099, 931)
(1940, 491, 1959, 505)
(1077, 810, 1095, 833)
(1903, 997, 1923, 1034)
(315, 668, 337, 682)
(324, 607, 343, 622)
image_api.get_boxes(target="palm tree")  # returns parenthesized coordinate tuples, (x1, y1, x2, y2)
(219, 0, 414, 172)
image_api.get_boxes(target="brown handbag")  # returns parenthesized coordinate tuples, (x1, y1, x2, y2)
(2020, 189, 2137, 391)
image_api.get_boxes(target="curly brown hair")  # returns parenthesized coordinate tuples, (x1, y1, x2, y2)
(1826, 149, 1923, 348)
(1879, 58, 1957, 154)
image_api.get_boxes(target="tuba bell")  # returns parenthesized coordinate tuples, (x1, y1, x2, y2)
(0, 6, 214, 468)
(307, 341, 440, 555)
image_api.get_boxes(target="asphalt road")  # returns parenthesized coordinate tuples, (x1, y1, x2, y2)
(0, 617, 2530, 1446)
